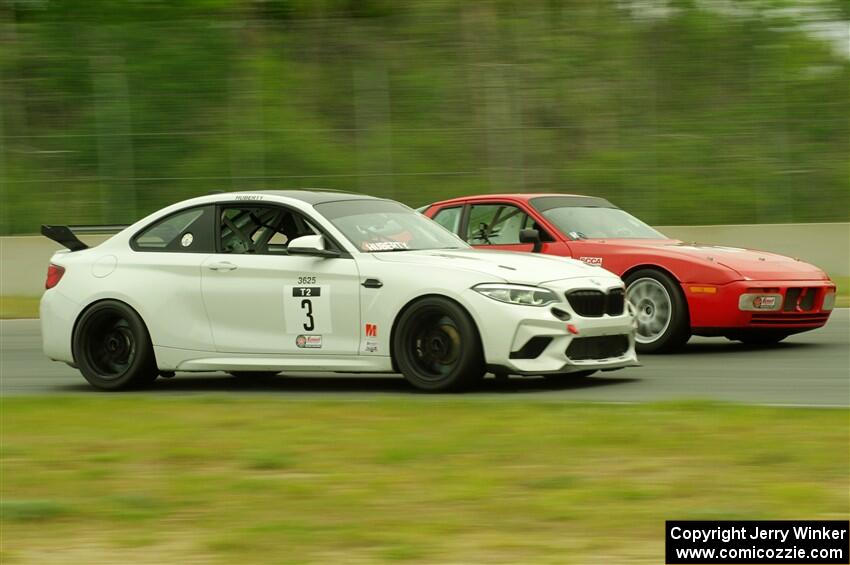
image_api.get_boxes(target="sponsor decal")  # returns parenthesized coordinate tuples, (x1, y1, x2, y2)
(295, 335, 322, 349)
(579, 256, 603, 266)
(365, 340, 378, 353)
(234, 194, 263, 201)
(363, 241, 409, 251)
(753, 296, 777, 309)
(365, 323, 377, 337)
(180, 233, 194, 247)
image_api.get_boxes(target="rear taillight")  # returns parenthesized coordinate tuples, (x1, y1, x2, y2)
(45, 264, 65, 289)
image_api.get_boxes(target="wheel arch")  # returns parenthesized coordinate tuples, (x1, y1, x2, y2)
(621, 263, 682, 286)
(388, 293, 485, 373)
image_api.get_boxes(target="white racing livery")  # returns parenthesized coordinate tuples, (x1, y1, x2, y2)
(40, 190, 639, 392)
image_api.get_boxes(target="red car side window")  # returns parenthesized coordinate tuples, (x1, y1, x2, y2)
(466, 203, 553, 245)
(432, 206, 463, 234)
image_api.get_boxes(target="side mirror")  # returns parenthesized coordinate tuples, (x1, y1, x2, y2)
(519, 228, 543, 253)
(287, 234, 340, 258)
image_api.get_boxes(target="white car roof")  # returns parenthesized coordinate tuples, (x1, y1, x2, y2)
(225, 189, 381, 206)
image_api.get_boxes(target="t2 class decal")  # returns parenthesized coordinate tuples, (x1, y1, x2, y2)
(293, 286, 320, 298)
(285, 285, 332, 334)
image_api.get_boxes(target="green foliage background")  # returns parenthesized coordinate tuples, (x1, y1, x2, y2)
(1, 0, 847, 234)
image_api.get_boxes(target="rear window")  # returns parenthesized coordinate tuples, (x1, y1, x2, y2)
(132, 206, 215, 252)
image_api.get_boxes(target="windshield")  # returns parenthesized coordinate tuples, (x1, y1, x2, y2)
(315, 199, 468, 252)
(536, 204, 665, 240)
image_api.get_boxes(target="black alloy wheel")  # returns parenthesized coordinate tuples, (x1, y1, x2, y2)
(73, 300, 158, 390)
(393, 296, 485, 392)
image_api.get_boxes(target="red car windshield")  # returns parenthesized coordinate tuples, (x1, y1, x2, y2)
(531, 198, 665, 240)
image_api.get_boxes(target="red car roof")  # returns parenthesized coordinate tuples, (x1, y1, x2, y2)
(430, 192, 593, 206)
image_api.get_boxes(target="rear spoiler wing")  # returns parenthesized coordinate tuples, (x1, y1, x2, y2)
(40, 224, 128, 252)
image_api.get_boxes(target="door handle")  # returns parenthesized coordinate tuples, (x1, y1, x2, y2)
(207, 261, 237, 272)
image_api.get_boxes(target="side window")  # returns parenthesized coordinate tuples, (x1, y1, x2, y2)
(218, 205, 319, 255)
(133, 206, 215, 252)
(432, 206, 462, 234)
(466, 204, 531, 245)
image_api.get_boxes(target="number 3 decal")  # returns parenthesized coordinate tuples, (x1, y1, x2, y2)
(285, 285, 331, 334)
(301, 299, 315, 331)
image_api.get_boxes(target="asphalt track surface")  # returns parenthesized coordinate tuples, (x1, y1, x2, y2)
(2, 311, 848, 406)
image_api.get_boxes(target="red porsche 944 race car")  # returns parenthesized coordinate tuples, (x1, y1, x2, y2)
(422, 194, 836, 353)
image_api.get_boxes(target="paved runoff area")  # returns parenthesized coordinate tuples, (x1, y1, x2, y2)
(1, 310, 848, 406)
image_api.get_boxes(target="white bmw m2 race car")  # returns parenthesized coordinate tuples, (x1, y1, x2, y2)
(40, 190, 639, 392)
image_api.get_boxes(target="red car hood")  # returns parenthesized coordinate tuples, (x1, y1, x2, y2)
(602, 239, 829, 281)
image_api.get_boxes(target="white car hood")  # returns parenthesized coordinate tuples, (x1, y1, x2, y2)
(372, 248, 617, 286)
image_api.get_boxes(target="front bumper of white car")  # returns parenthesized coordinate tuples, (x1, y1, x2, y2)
(463, 282, 639, 376)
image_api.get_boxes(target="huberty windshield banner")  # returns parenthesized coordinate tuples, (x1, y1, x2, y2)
(665, 520, 849, 564)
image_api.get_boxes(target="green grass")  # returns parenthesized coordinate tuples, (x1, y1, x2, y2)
(1, 398, 847, 564)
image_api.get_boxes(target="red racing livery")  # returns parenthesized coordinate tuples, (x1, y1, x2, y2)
(422, 193, 836, 352)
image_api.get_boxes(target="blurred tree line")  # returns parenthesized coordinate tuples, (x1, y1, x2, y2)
(0, 0, 847, 234)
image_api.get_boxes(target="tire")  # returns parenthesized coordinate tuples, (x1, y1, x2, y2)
(624, 269, 690, 353)
(228, 371, 280, 379)
(727, 332, 789, 346)
(73, 300, 158, 391)
(392, 296, 485, 392)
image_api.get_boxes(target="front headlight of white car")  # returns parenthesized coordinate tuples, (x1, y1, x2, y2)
(473, 283, 559, 306)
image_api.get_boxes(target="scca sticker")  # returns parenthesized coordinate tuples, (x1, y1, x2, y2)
(579, 256, 603, 266)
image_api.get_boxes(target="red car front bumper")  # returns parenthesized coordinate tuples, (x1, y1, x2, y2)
(686, 279, 835, 336)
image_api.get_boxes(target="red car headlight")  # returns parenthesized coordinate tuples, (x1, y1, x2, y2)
(822, 291, 836, 311)
(738, 293, 782, 311)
